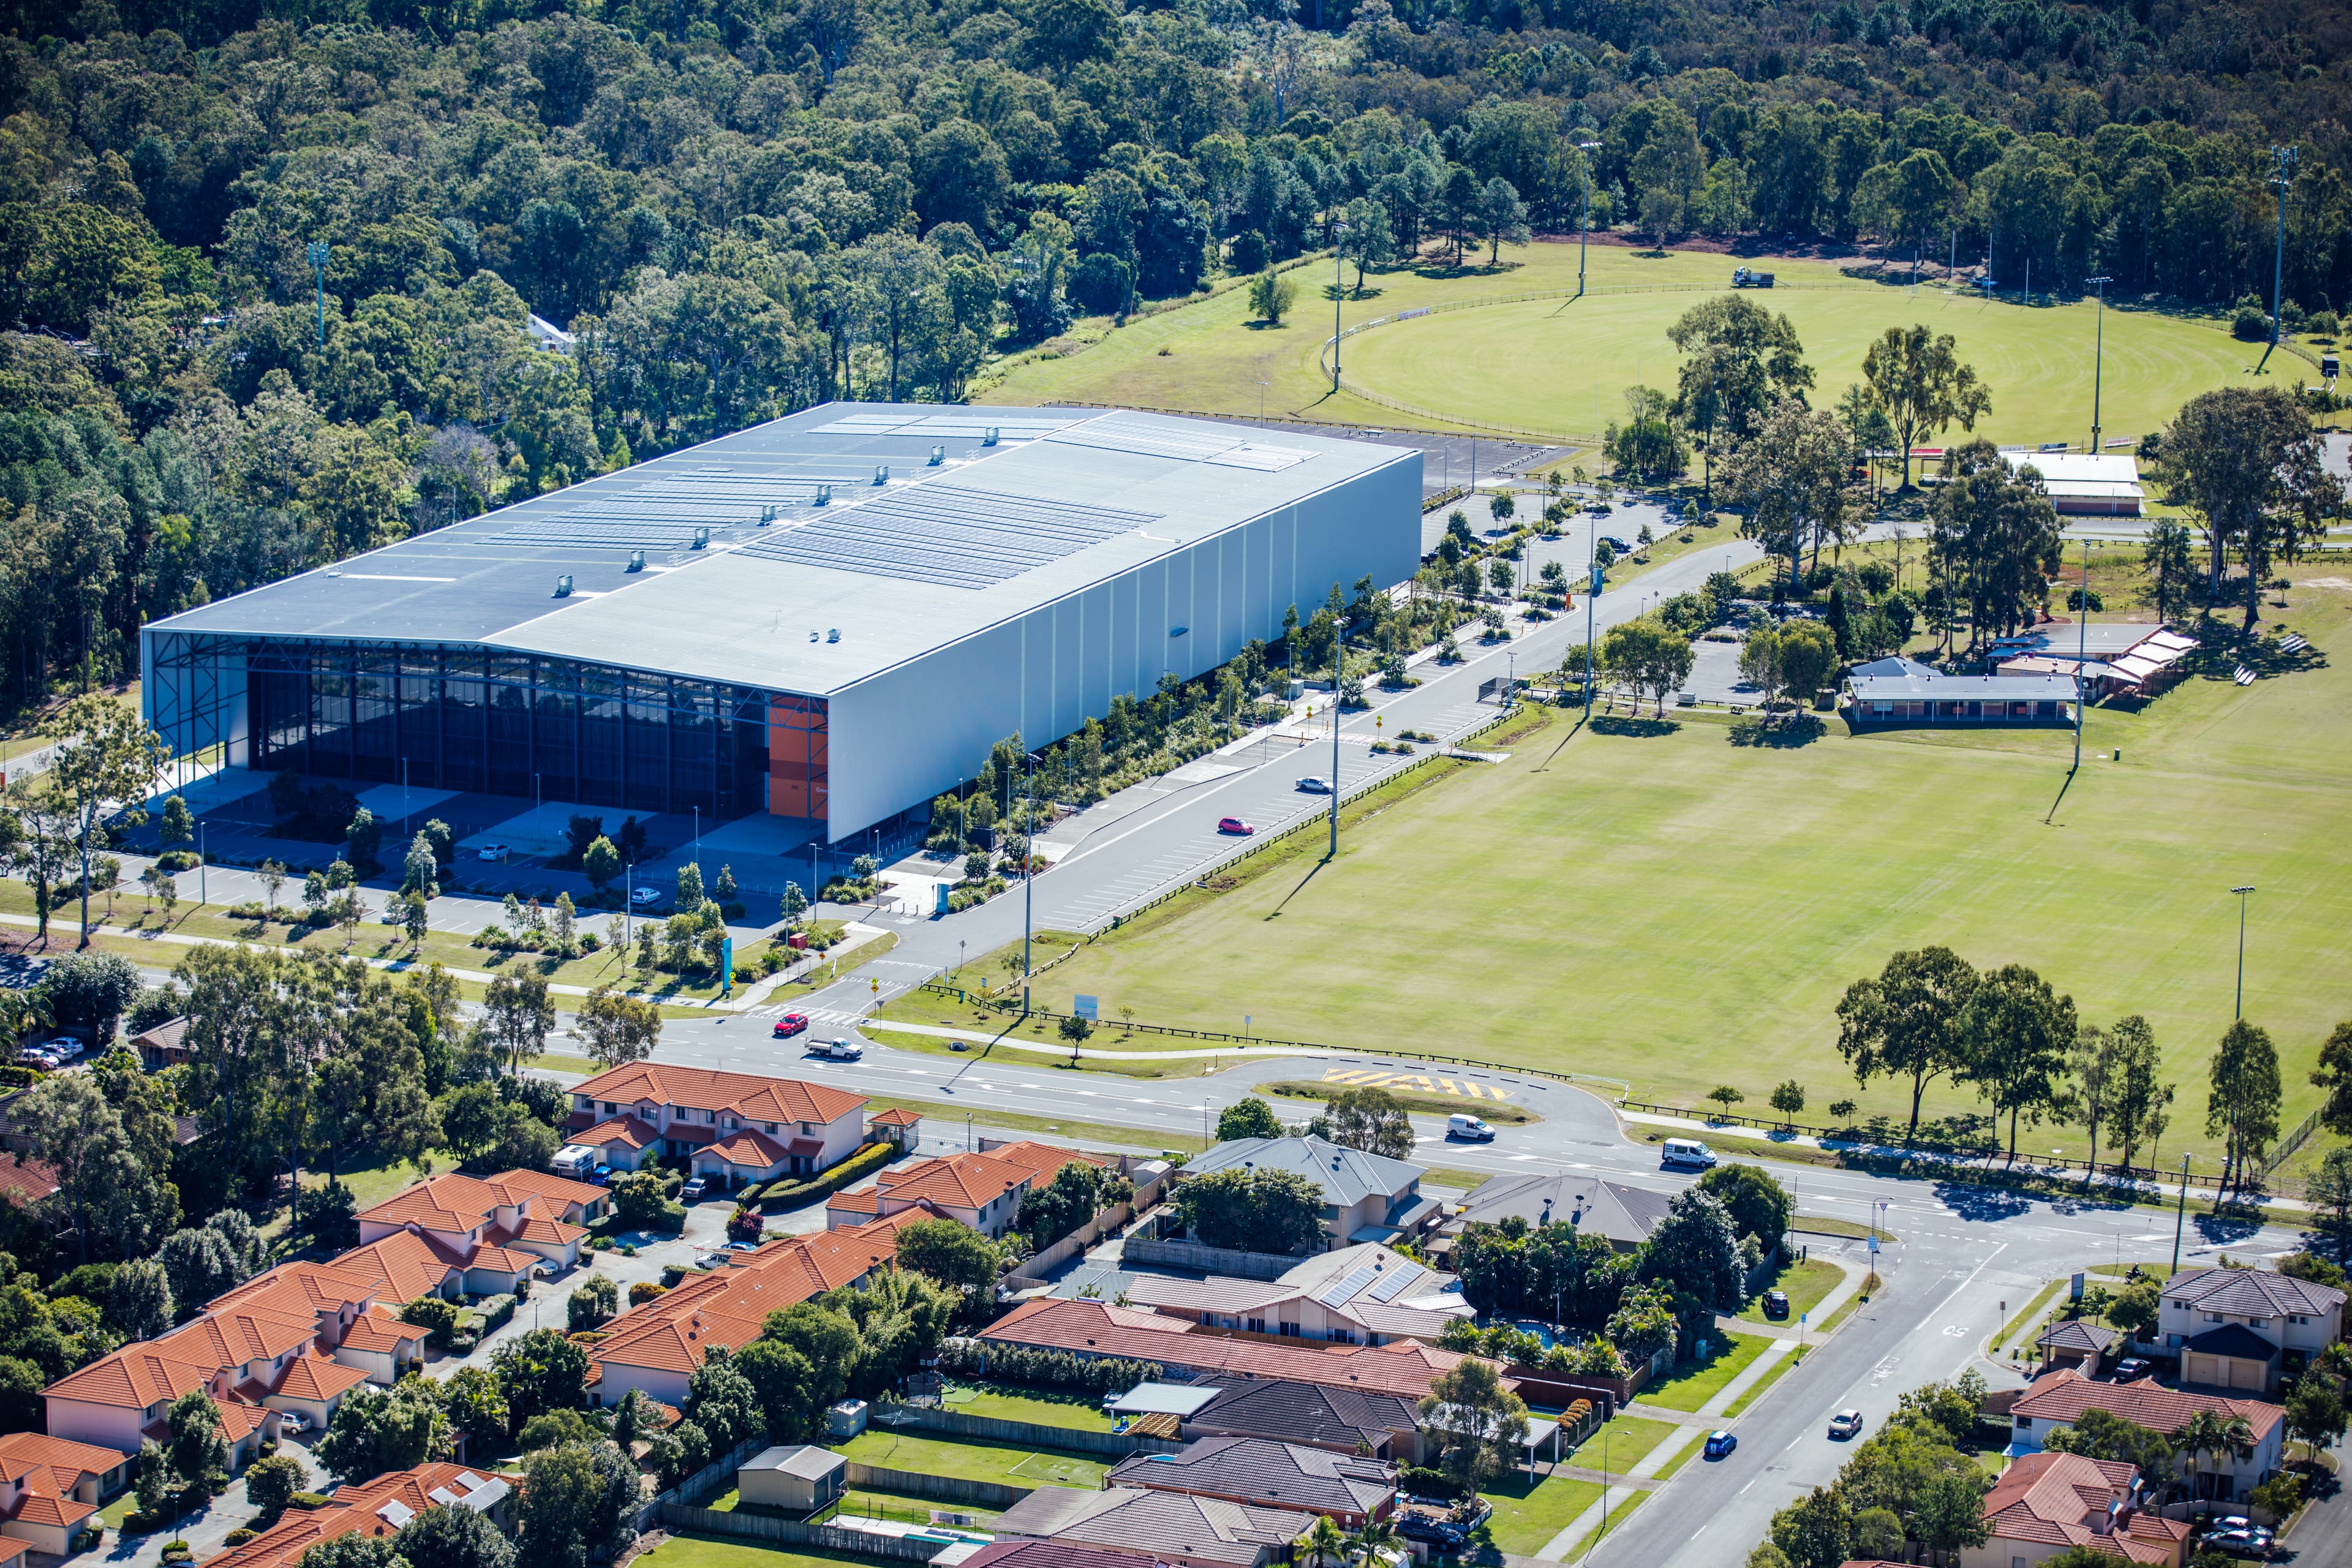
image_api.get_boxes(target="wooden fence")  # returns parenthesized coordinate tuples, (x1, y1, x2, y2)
(657, 1505, 949, 1561)
(843, 1463, 1031, 1510)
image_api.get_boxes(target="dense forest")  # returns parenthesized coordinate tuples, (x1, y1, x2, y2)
(4, 0, 2352, 703)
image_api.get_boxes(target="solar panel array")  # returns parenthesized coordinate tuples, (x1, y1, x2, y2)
(1317, 1264, 1381, 1307)
(736, 483, 1159, 589)
(1363, 1263, 1422, 1303)
(1049, 413, 1314, 472)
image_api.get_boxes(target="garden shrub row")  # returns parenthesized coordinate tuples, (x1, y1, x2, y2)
(755, 1140, 900, 1213)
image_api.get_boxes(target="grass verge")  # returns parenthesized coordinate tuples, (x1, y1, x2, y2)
(1254, 1077, 1542, 1123)
(1736, 1257, 1844, 1325)
(1993, 1278, 2068, 1352)
(1482, 1472, 1604, 1558)
(1635, 1332, 1771, 1413)
(1721, 1343, 1810, 1418)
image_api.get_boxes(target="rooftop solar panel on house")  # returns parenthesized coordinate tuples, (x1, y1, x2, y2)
(1317, 1264, 1380, 1306)
(1364, 1264, 1421, 1303)
(736, 484, 1159, 589)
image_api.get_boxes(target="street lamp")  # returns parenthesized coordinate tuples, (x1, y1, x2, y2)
(2085, 275, 2113, 452)
(197, 818, 206, 910)
(1327, 617, 1350, 860)
(1332, 215, 1348, 394)
(2260, 146, 2297, 372)
(307, 241, 330, 347)
(2231, 885, 2256, 1019)
(1021, 748, 1048, 1016)
(1575, 142, 1601, 299)
(2072, 533, 2090, 771)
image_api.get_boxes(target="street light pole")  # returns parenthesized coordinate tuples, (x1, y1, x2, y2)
(1584, 552, 1600, 720)
(197, 819, 205, 909)
(1022, 750, 1041, 1016)
(1576, 142, 1601, 300)
(2086, 275, 2112, 451)
(2073, 533, 2089, 771)
(2170, 1153, 2191, 1274)
(2260, 146, 2296, 373)
(1332, 217, 1347, 394)
(2231, 885, 2256, 1019)
(1327, 620, 1345, 860)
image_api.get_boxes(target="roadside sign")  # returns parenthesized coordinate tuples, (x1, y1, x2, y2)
(720, 937, 733, 995)
(1074, 995, 1099, 1021)
(1589, 565, 1604, 594)
(1867, 1235, 1880, 1253)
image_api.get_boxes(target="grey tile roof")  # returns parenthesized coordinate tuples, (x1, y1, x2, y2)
(2182, 1323, 2283, 1362)
(2165, 1267, 2346, 1317)
(998, 1486, 1316, 1567)
(1108, 1436, 1396, 1517)
(2035, 1319, 2119, 1352)
(1185, 1378, 1420, 1452)
(1180, 1137, 1423, 1209)
(1448, 1172, 1671, 1248)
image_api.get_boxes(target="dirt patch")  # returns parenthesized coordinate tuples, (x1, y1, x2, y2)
(2297, 576, 2352, 590)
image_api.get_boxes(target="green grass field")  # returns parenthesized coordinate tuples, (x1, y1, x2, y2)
(1635, 1330, 1774, 1412)
(940, 1381, 1117, 1430)
(625, 1535, 881, 1568)
(985, 239, 2326, 446)
(1484, 1470, 1604, 1556)
(833, 1430, 1107, 1488)
(1563, 1416, 1682, 1474)
(1735, 1258, 1844, 1326)
(1031, 571, 2352, 1170)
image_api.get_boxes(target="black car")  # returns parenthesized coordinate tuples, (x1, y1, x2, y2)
(1763, 1289, 1790, 1319)
(1397, 1517, 1467, 1548)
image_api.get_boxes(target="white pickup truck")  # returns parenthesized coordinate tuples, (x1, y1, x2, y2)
(813, 1037, 864, 1061)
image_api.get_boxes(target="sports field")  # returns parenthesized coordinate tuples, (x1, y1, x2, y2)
(984, 241, 2324, 447)
(1033, 573, 2352, 1172)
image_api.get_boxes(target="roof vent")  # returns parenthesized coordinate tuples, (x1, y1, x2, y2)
(873, 464, 889, 484)
(759, 503, 777, 524)
(984, 426, 1000, 445)
(929, 444, 945, 466)
(628, 549, 645, 572)
(815, 483, 832, 506)
(692, 526, 709, 549)
(555, 575, 573, 597)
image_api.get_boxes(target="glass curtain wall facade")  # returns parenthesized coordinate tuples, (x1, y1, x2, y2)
(245, 638, 780, 820)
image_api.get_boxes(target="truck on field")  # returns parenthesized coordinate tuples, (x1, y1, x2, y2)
(1732, 265, 1776, 287)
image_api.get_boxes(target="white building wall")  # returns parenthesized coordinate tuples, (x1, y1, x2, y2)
(42, 1399, 149, 1457)
(821, 454, 1420, 842)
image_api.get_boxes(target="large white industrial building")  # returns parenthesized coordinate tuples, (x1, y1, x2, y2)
(142, 404, 1422, 849)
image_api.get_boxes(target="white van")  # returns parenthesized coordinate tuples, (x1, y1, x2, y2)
(1661, 1138, 1717, 1170)
(1446, 1113, 1494, 1142)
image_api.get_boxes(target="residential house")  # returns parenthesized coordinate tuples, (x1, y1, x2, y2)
(332, 1227, 540, 1303)
(563, 1063, 868, 1186)
(959, 1543, 1152, 1568)
(990, 1485, 1315, 1568)
(870, 1107, 922, 1150)
(1106, 1437, 1397, 1526)
(1180, 1380, 1427, 1464)
(587, 1210, 927, 1406)
(826, 1142, 1113, 1238)
(1175, 1137, 1439, 1251)
(0, 1154, 57, 1214)
(1441, 1173, 1670, 1254)
(132, 1017, 192, 1070)
(208, 1259, 429, 1385)
(1121, 1243, 1472, 1346)
(161, 1303, 374, 1435)
(2156, 1267, 2345, 1393)
(2007, 1368, 2284, 1502)
(204, 1464, 513, 1568)
(980, 1295, 1494, 1409)
(356, 1169, 605, 1272)
(42, 1342, 278, 1460)
(0, 1433, 133, 1558)
(1962, 1450, 2188, 1568)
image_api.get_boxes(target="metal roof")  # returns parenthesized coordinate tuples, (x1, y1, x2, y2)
(149, 403, 1417, 698)
(1844, 658, 2081, 701)
(1179, 1136, 1423, 1208)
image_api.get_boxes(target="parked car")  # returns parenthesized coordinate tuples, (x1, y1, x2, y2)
(476, 843, 508, 861)
(1396, 1516, 1466, 1548)
(680, 1176, 710, 1201)
(628, 885, 664, 908)
(1296, 775, 1333, 794)
(2113, 1357, 2151, 1382)
(1763, 1289, 1790, 1319)
(1703, 1431, 1737, 1459)
(1446, 1113, 1495, 1141)
(2204, 1526, 2271, 1559)
(813, 1037, 864, 1061)
(1827, 1410, 1864, 1440)
(1216, 817, 1256, 835)
(772, 1013, 810, 1039)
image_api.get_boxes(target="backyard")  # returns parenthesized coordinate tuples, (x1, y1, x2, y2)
(832, 1430, 1108, 1490)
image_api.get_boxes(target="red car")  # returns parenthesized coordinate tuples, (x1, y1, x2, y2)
(771, 1013, 809, 1039)
(1217, 817, 1256, 835)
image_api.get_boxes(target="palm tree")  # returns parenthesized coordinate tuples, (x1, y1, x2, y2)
(1298, 1515, 1347, 1568)
(2173, 1411, 2257, 1502)
(1351, 1515, 1402, 1568)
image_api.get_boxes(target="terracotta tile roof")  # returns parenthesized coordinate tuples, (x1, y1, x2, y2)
(0, 1534, 28, 1565)
(982, 1299, 1490, 1401)
(2165, 1265, 2345, 1317)
(873, 1151, 1030, 1211)
(591, 1213, 907, 1381)
(160, 1306, 318, 1370)
(208, 1261, 380, 1320)
(870, 1108, 922, 1127)
(213, 1398, 271, 1444)
(0, 1433, 124, 1492)
(978, 1142, 1114, 1186)
(477, 1168, 604, 1210)
(490, 1214, 587, 1248)
(330, 1231, 469, 1304)
(45, 1343, 220, 1411)
(1980, 1452, 2174, 1564)
(573, 1115, 658, 1151)
(706, 1129, 793, 1167)
(570, 1063, 868, 1128)
(203, 1463, 507, 1568)
(337, 1307, 428, 1354)
(0, 1153, 58, 1206)
(7, 1489, 96, 1529)
(268, 1354, 371, 1403)
(359, 1168, 605, 1235)
(2014, 1367, 2285, 1444)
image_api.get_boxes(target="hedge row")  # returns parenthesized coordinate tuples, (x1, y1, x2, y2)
(935, 1338, 1162, 1394)
(755, 1140, 900, 1214)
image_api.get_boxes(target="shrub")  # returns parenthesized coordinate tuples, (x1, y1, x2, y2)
(472, 1294, 517, 1332)
(2233, 294, 2272, 340)
(399, 1296, 462, 1349)
(629, 1281, 669, 1305)
(1398, 1466, 1464, 1501)
(933, 1338, 1158, 1393)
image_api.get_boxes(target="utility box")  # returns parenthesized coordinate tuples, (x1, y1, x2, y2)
(827, 1400, 869, 1439)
